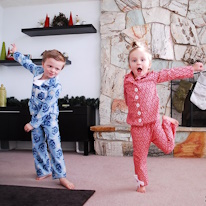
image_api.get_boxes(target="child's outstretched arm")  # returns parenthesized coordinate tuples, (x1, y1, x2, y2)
(192, 62, 204, 72)
(11, 43, 40, 75)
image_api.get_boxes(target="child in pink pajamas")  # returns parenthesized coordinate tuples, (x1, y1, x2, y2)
(124, 42, 204, 193)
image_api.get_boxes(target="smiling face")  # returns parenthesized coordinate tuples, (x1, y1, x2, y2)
(41, 58, 65, 79)
(129, 48, 151, 78)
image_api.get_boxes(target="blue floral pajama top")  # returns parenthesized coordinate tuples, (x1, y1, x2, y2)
(13, 52, 61, 128)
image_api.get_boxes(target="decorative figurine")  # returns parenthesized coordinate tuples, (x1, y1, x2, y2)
(38, 19, 45, 27)
(0, 42, 6, 60)
(52, 12, 68, 27)
(63, 52, 68, 60)
(75, 15, 80, 25)
(0, 84, 7, 107)
(68, 12, 73, 26)
(44, 14, 50, 27)
(6, 47, 14, 60)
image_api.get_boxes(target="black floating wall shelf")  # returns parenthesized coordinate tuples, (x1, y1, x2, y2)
(21, 24, 97, 37)
(0, 59, 71, 66)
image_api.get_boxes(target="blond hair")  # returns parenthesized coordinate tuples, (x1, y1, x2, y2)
(42, 49, 66, 69)
(128, 42, 152, 62)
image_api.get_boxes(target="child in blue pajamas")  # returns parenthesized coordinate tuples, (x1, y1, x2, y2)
(11, 44, 75, 190)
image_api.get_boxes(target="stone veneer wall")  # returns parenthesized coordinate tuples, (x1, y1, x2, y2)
(94, 0, 206, 156)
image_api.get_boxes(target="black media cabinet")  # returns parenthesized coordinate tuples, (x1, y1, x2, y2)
(0, 106, 95, 155)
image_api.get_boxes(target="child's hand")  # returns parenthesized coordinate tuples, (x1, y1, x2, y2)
(11, 43, 17, 53)
(192, 62, 204, 72)
(24, 123, 33, 132)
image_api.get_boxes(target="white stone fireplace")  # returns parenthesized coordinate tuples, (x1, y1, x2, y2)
(91, 0, 206, 157)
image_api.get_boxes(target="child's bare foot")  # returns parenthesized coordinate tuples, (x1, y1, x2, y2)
(59, 177, 75, 190)
(137, 185, 146, 193)
(36, 173, 52, 180)
(163, 115, 179, 126)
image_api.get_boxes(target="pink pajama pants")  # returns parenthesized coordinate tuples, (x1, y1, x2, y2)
(131, 118, 177, 186)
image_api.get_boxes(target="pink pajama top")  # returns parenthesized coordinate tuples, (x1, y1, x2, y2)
(124, 66, 194, 126)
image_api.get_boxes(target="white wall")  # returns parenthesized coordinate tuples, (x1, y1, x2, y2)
(0, 1, 101, 100)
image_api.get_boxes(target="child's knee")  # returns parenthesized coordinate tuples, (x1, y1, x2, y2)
(163, 145, 174, 154)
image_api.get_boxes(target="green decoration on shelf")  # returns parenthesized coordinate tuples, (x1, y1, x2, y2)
(0, 42, 6, 60)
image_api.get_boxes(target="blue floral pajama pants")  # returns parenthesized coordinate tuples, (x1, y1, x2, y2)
(31, 114, 66, 179)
